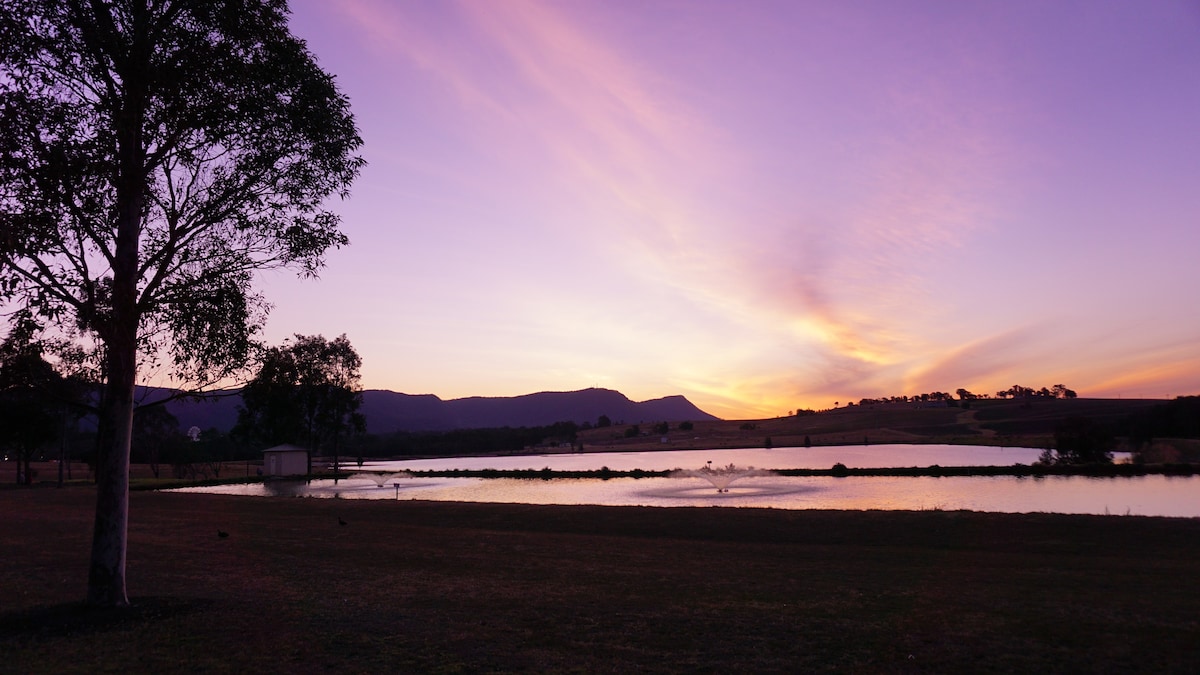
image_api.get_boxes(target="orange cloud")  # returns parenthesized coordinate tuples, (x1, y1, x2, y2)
(904, 326, 1045, 394)
(1084, 348, 1200, 400)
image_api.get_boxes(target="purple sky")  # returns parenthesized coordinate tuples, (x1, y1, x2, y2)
(258, 0, 1200, 419)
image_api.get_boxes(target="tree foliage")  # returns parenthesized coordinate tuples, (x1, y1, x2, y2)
(0, 318, 63, 483)
(0, 0, 362, 606)
(996, 384, 1076, 400)
(131, 403, 183, 478)
(234, 334, 365, 468)
(851, 384, 1078, 406)
(356, 422, 581, 459)
(1044, 416, 1114, 465)
(0, 0, 363, 383)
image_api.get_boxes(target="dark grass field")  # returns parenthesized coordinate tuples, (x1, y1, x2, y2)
(2, 486, 1199, 673)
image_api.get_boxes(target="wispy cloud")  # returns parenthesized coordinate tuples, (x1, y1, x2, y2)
(348, 0, 1015, 405)
(296, 1, 1200, 416)
(1082, 335, 1200, 400)
(905, 327, 1047, 395)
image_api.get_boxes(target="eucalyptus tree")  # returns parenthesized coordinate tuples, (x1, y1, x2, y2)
(0, 1, 363, 606)
(235, 333, 365, 474)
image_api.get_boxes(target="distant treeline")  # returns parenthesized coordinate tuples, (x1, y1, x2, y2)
(53, 414, 589, 476)
(1125, 396, 1200, 443)
(846, 384, 1078, 408)
(352, 421, 582, 459)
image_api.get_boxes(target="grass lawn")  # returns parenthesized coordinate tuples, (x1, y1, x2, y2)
(2, 486, 1199, 673)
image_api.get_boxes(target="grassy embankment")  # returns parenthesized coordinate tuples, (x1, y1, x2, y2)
(2, 485, 1199, 673)
(577, 397, 1200, 459)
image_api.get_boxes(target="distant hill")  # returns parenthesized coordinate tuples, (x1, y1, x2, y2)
(154, 387, 720, 434)
(578, 396, 1186, 455)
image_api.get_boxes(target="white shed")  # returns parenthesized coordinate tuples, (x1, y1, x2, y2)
(262, 444, 310, 476)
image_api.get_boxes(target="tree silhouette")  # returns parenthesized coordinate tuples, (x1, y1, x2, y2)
(1049, 416, 1114, 464)
(0, 320, 62, 484)
(0, 1, 362, 606)
(235, 334, 365, 474)
(1050, 384, 1077, 399)
(131, 404, 184, 479)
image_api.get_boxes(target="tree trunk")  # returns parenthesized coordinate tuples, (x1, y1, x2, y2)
(58, 418, 66, 487)
(87, 346, 135, 607)
(87, 41, 145, 605)
(86, 299, 139, 607)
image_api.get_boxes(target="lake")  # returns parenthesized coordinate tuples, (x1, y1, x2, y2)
(175, 444, 1199, 517)
(362, 443, 1047, 472)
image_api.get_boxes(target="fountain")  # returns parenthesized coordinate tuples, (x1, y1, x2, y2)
(349, 471, 413, 487)
(669, 463, 774, 492)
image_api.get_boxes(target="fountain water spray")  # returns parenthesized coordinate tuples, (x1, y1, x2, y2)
(670, 463, 775, 492)
(350, 471, 414, 487)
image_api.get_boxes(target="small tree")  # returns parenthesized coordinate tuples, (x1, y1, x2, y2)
(131, 404, 184, 479)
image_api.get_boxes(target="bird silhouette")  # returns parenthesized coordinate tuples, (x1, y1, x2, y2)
(338, 517, 347, 526)
(217, 530, 229, 539)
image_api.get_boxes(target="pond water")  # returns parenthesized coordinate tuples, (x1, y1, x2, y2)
(363, 444, 1047, 472)
(174, 444, 1199, 518)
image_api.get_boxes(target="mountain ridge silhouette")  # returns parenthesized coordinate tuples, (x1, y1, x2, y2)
(155, 386, 720, 434)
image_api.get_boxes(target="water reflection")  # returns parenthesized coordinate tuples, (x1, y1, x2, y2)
(175, 472, 1200, 518)
(361, 443, 1049, 472)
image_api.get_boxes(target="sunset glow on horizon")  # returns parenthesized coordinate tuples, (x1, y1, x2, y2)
(254, 0, 1200, 420)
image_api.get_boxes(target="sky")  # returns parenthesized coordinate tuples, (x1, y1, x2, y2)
(252, 0, 1200, 420)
